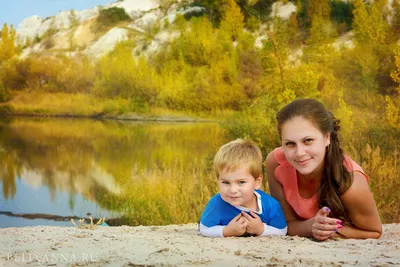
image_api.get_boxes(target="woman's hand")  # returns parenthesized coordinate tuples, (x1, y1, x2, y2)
(312, 207, 342, 241)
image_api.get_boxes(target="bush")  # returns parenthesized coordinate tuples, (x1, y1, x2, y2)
(97, 7, 131, 26)
(0, 59, 29, 91)
(0, 82, 11, 102)
(0, 104, 14, 114)
(330, 0, 354, 32)
(246, 15, 260, 32)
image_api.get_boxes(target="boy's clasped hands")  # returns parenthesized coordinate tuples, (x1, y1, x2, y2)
(223, 211, 264, 237)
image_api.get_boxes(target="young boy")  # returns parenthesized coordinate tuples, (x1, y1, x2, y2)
(199, 139, 287, 237)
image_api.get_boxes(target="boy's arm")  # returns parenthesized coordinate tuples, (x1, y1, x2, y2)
(199, 222, 225, 237)
(261, 224, 287, 236)
(200, 195, 228, 237)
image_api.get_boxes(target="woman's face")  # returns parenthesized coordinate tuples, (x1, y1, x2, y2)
(280, 116, 330, 177)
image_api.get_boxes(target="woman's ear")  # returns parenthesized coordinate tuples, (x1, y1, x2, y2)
(325, 133, 331, 147)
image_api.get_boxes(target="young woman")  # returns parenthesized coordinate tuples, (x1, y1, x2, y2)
(266, 98, 382, 240)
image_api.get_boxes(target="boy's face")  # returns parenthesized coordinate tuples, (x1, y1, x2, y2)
(218, 165, 262, 209)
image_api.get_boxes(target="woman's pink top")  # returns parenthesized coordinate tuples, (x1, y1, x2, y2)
(273, 147, 368, 220)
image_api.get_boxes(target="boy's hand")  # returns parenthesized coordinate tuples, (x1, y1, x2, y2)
(223, 213, 248, 237)
(241, 211, 264, 236)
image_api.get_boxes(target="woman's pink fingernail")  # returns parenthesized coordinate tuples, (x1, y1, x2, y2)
(337, 225, 343, 229)
(337, 220, 342, 224)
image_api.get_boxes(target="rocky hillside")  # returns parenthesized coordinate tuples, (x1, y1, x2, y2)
(16, 0, 202, 59)
(15, 0, 301, 59)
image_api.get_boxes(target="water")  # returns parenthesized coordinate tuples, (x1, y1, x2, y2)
(0, 117, 225, 227)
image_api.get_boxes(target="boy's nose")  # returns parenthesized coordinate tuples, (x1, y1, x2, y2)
(229, 185, 238, 193)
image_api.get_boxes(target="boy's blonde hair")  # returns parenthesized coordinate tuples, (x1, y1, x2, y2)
(214, 138, 262, 179)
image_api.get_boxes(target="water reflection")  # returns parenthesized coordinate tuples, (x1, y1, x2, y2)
(0, 118, 225, 227)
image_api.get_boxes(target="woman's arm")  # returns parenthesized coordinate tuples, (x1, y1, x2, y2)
(336, 171, 382, 239)
(265, 151, 315, 237)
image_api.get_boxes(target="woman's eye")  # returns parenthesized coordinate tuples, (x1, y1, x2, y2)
(285, 142, 295, 147)
(304, 139, 313, 144)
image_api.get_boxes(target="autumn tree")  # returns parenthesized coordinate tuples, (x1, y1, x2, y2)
(0, 23, 17, 62)
(305, 0, 336, 44)
(306, 0, 330, 24)
(391, 48, 400, 93)
(263, 16, 290, 92)
(299, 0, 336, 64)
(352, 0, 389, 45)
(219, 0, 245, 41)
(391, 0, 400, 38)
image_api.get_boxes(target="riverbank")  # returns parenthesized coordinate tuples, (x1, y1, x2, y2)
(1, 223, 399, 267)
(0, 91, 223, 122)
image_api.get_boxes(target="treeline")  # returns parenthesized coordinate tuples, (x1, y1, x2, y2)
(0, 0, 399, 140)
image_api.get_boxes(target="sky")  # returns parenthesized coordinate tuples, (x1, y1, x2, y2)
(0, 0, 115, 29)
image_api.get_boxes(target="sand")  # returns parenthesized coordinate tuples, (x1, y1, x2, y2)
(1, 223, 399, 267)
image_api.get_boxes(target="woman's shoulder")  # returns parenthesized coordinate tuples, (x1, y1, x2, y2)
(266, 147, 288, 166)
(343, 154, 369, 180)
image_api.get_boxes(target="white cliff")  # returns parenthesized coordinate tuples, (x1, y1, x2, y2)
(85, 28, 129, 58)
(271, 1, 297, 20)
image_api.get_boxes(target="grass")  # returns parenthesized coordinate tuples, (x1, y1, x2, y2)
(99, 148, 399, 226)
(1, 91, 235, 121)
(100, 160, 219, 226)
(5, 91, 130, 116)
(361, 145, 400, 224)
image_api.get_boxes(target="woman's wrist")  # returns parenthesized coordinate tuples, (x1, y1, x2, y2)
(307, 217, 315, 236)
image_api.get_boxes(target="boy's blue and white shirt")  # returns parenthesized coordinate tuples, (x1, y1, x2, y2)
(199, 190, 287, 237)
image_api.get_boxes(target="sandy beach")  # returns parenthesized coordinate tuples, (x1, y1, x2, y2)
(1, 223, 399, 267)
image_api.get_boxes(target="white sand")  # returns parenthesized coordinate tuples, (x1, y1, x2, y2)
(1, 223, 399, 266)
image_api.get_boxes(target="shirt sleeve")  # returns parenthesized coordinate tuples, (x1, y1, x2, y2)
(261, 223, 287, 236)
(262, 193, 287, 230)
(200, 195, 221, 227)
(199, 222, 225, 237)
(268, 205, 287, 230)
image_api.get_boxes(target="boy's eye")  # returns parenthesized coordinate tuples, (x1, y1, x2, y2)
(239, 181, 246, 184)
(222, 181, 229, 184)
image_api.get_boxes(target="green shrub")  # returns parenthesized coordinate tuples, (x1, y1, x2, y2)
(0, 82, 11, 102)
(97, 7, 131, 26)
(0, 104, 14, 114)
(246, 15, 260, 32)
(330, 0, 354, 32)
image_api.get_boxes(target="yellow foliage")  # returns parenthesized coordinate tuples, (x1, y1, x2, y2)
(391, 48, 400, 92)
(284, 65, 320, 98)
(353, 0, 390, 44)
(8, 91, 132, 116)
(361, 145, 400, 223)
(219, 0, 245, 41)
(385, 96, 400, 128)
(334, 96, 354, 142)
(94, 41, 160, 103)
(277, 89, 296, 106)
(0, 23, 17, 62)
